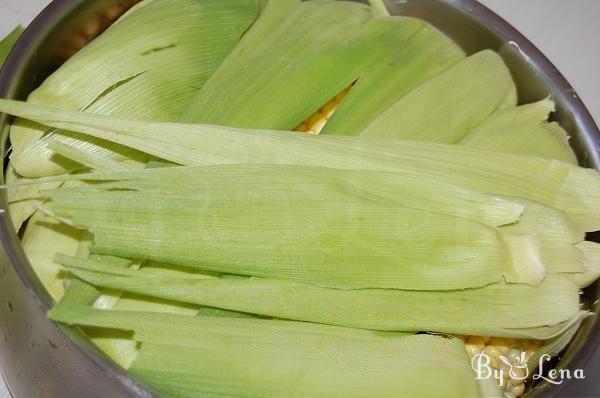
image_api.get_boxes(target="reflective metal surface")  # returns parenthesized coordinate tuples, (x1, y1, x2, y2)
(0, 0, 598, 396)
(0, 1, 158, 397)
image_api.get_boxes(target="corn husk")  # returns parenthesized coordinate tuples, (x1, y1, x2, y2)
(49, 304, 481, 398)
(60, 255, 134, 306)
(58, 258, 580, 338)
(59, 254, 199, 368)
(527, 311, 591, 371)
(20, 212, 86, 300)
(64, 255, 136, 368)
(47, 183, 510, 290)
(461, 99, 577, 164)
(56, 255, 216, 281)
(477, 376, 504, 398)
(10, 0, 267, 178)
(571, 241, 600, 287)
(5, 0, 266, 317)
(499, 196, 585, 275)
(59, 254, 136, 367)
(29, 163, 524, 227)
(359, 50, 517, 142)
(369, 0, 390, 16)
(127, 339, 477, 398)
(87, 292, 199, 369)
(320, 23, 465, 135)
(47, 140, 131, 172)
(195, 306, 256, 319)
(501, 233, 546, 285)
(180, 1, 428, 128)
(4, 165, 61, 231)
(49, 303, 406, 344)
(6, 0, 265, 233)
(1, 99, 599, 231)
(39, 163, 591, 287)
(18, 179, 93, 299)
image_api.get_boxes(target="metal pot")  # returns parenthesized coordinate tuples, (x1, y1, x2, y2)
(0, 0, 598, 397)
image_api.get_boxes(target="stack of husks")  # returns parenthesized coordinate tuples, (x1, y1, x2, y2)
(1, 1, 599, 397)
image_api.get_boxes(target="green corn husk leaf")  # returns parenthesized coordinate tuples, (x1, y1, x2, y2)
(59, 255, 134, 306)
(35, 163, 525, 227)
(48, 140, 132, 172)
(45, 165, 522, 291)
(60, 279, 103, 307)
(62, 255, 254, 318)
(61, 252, 136, 308)
(5, 0, 266, 228)
(10, 0, 267, 178)
(41, 165, 546, 289)
(44, 163, 584, 286)
(461, 99, 578, 164)
(140, 261, 220, 280)
(1, 99, 600, 231)
(0, 26, 24, 67)
(571, 241, 600, 287)
(58, 234, 97, 306)
(129, 337, 477, 398)
(527, 311, 591, 371)
(52, 278, 589, 340)
(321, 23, 465, 135)
(501, 233, 546, 285)
(17, 177, 104, 303)
(180, 1, 427, 127)
(476, 376, 503, 398)
(185, 0, 299, 89)
(187, 0, 299, 89)
(49, 305, 480, 398)
(56, 255, 216, 281)
(499, 196, 585, 275)
(60, 262, 581, 338)
(195, 306, 257, 319)
(20, 212, 87, 300)
(68, 256, 135, 368)
(48, 303, 406, 345)
(145, 158, 175, 168)
(127, 350, 475, 398)
(360, 50, 517, 142)
(5, 152, 139, 232)
(88, 294, 198, 369)
(83, 327, 137, 369)
(59, 254, 199, 368)
(5, 165, 61, 231)
(48, 194, 510, 290)
(89, 257, 140, 311)
(60, 256, 213, 311)
(368, 0, 390, 17)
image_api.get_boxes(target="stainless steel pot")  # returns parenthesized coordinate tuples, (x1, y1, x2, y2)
(0, 0, 598, 397)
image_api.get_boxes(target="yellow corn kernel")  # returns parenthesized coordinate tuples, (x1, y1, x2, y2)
(294, 84, 353, 134)
(321, 101, 339, 119)
(294, 123, 309, 133)
(465, 344, 481, 357)
(512, 383, 526, 397)
(463, 336, 543, 398)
